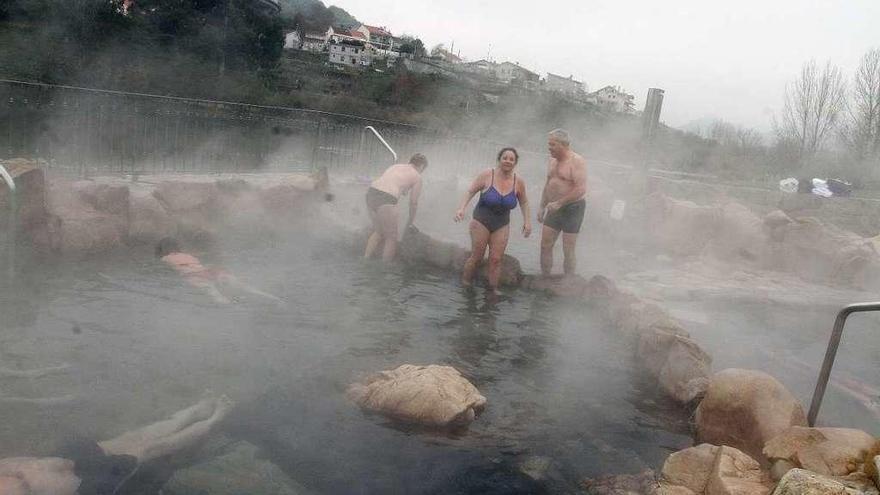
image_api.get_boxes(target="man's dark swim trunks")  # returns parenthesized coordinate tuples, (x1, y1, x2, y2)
(543, 199, 586, 234)
(365, 187, 398, 212)
(56, 439, 138, 495)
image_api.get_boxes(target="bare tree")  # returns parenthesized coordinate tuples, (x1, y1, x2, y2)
(776, 60, 846, 160)
(841, 48, 880, 161)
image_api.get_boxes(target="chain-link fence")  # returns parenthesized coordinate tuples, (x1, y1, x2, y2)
(0, 79, 545, 179)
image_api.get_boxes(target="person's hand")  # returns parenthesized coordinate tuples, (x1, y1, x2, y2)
(537, 207, 545, 223)
(454, 208, 465, 222)
(522, 222, 532, 238)
(546, 201, 561, 213)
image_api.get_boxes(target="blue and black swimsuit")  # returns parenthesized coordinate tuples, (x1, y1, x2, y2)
(473, 170, 518, 233)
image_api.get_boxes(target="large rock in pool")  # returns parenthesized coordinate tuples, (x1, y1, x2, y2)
(347, 364, 487, 428)
(763, 426, 876, 477)
(695, 369, 807, 462)
(658, 444, 773, 495)
(771, 468, 871, 495)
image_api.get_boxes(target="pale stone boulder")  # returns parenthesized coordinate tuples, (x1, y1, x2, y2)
(347, 364, 487, 427)
(771, 468, 861, 495)
(47, 181, 128, 256)
(695, 369, 807, 461)
(763, 427, 876, 477)
(637, 325, 711, 404)
(706, 202, 768, 265)
(705, 445, 773, 495)
(645, 192, 722, 257)
(659, 444, 719, 493)
(659, 444, 772, 495)
(128, 186, 175, 243)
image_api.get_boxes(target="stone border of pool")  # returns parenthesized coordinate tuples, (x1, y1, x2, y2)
(4, 163, 877, 494)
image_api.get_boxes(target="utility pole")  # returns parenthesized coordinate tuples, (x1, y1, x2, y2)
(640, 88, 664, 194)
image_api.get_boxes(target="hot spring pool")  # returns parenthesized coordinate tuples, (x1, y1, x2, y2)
(0, 228, 691, 493)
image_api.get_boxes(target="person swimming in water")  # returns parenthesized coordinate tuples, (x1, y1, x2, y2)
(155, 237, 281, 305)
(455, 147, 531, 291)
(364, 153, 429, 262)
(0, 393, 233, 495)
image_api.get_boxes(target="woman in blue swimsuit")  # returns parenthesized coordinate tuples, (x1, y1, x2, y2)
(455, 147, 532, 291)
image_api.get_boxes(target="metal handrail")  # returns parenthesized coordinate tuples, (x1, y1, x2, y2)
(362, 126, 397, 162)
(0, 164, 16, 281)
(0, 165, 15, 193)
(807, 302, 880, 426)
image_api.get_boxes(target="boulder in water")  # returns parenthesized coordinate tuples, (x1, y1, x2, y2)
(347, 364, 487, 428)
(771, 468, 865, 495)
(638, 325, 711, 404)
(763, 427, 876, 477)
(695, 369, 807, 462)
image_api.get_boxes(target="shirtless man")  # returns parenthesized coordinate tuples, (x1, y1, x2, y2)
(537, 129, 588, 276)
(364, 153, 428, 261)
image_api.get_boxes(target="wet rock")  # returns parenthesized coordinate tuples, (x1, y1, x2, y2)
(638, 325, 711, 404)
(128, 186, 175, 243)
(705, 202, 768, 265)
(771, 468, 859, 495)
(764, 210, 794, 232)
(347, 364, 487, 428)
(585, 274, 623, 301)
(518, 456, 553, 481)
(48, 181, 128, 256)
(872, 455, 880, 491)
(646, 192, 722, 257)
(153, 181, 219, 213)
(522, 274, 589, 298)
(659, 444, 719, 494)
(610, 295, 677, 338)
(75, 182, 129, 217)
(163, 441, 305, 495)
(769, 217, 880, 289)
(763, 427, 876, 477)
(0, 159, 48, 237)
(659, 444, 773, 495)
(583, 469, 658, 494)
(695, 369, 807, 462)
(705, 445, 773, 495)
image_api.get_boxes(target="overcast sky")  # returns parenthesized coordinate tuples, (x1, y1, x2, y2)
(331, 0, 878, 131)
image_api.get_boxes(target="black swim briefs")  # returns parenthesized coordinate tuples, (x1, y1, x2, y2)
(56, 439, 138, 495)
(365, 187, 398, 212)
(543, 199, 586, 234)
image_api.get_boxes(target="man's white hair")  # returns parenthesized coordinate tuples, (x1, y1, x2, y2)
(548, 128, 571, 146)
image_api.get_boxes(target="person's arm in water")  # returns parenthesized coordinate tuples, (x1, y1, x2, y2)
(517, 178, 532, 238)
(406, 176, 422, 228)
(545, 157, 587, 213)
(454, 170, 489, 222)
(537, 160, 554, 223)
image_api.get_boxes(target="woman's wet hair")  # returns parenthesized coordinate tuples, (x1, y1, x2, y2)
(409, 153, 428, 170)
(497, 147, 519, 163)
(155, 237, 181, 258)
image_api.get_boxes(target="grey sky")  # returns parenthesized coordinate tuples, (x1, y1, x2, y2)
(331, 0, 878, 131)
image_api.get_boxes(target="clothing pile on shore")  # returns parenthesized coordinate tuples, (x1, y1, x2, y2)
(778, 177, 853, 197)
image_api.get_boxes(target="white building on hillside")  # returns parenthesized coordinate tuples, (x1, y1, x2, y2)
(283, 31, 301, 50)
(301, 32, 327, 53)
(496, 62, 539, 85)
(589, 85, 635, 113)
(544, 73, 585, 97)
(328, 39, 371, 68)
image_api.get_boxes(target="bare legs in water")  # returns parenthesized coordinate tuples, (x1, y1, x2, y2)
(0, 393, 234, 495)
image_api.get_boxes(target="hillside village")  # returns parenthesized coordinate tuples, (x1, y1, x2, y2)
(284, 22, 636, 114)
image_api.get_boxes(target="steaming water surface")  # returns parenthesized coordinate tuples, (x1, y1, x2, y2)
(0, 227, 690, 493)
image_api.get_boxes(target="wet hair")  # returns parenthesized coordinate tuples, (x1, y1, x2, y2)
(409, 153, 428, 170)
(155, 237, 181, 258)
(496, 147, 519, 163)
(548, 129, 571, 146)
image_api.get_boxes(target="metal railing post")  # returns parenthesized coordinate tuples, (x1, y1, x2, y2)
(363, 126, 397, 162)
(0, 164, 16, 281)
(808, 302, 880, 426)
